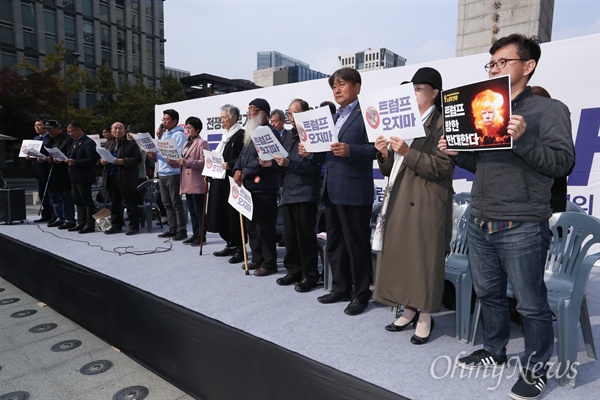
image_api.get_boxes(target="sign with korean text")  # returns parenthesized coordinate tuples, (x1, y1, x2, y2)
(131, 132, 159, 153)
(228, 176, 253, 220)
(156, 138, 181, 160)
(442, 76, 512, 151)
(202, 149, 226, 179)
(19, 140, 44, 158)
(359, 84, 425, 142)
(292, 106, 338, 152)
(249, 126, 288, 160)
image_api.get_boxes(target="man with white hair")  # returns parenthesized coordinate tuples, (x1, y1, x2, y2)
(233, 98, 282, 277)
(207, 104, 246, 263)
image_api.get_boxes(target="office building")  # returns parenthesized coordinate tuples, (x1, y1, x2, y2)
(0, 0, 166, 109)
(338, 48, 407, 72)
(165, 66, 190, 81)
(456, 0, 554, 56)
(253, 50, 327, 87)
(257, 50, 309, 70)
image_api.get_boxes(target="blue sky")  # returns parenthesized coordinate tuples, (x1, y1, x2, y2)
(163, 0, 600, 80)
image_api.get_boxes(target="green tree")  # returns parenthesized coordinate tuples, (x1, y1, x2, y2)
(157, 73, 187, 104)
(110, 78, 159, 133)
(90, 64, 118, 120)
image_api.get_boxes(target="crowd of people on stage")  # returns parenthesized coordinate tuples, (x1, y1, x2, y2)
(26, 33, 575, 400)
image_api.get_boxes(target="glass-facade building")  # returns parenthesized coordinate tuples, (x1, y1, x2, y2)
(254, 51, 327, 87)
(287, 65, 327, 83)
(0, 0, 166, 109)
(257, 51, 309, 70)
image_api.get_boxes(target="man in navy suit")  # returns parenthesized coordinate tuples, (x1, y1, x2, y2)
(301, 68, 377, 315)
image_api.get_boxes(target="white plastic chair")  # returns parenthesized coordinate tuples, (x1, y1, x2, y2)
(444, 204, 472, 342)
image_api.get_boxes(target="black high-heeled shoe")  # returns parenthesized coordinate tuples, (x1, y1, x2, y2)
(411, 317, 435, 345)
(385, 311, 420, 332)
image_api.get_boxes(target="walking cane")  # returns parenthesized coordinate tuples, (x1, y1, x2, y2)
(240, 213, 250, 275)
(199, 178, 208, 256)
(38, 163, 54, 216)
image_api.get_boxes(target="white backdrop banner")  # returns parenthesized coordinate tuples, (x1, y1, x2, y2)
(157, 34, 600, 217)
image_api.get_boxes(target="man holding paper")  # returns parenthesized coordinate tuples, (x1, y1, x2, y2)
(439, 34, 575, 399)
(207, 104, 246, 263)
(44, 120, 76, 230)
(100, 122, 142, 235)
(233, 98, 282, 277)
(301, 68, 377, 316)
(147, 109, 187, 241)
(272, 99, 322, 292)
(30, 119, 53, 223)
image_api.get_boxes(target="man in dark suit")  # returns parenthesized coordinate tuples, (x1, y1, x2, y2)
(66, 121, 100, 233)
(99, 122, 142, 235)
(301, 68, 377, 315)
(44, 120, 76, 230)
(30, 119, 54, 223)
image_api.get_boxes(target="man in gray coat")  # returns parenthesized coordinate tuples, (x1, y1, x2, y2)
(440, 34, 575, 400)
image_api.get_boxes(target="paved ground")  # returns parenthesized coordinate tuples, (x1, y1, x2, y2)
(0, 178, 193, 400)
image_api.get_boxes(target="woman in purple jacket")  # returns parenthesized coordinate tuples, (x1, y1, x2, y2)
(168, 116, 209, 246)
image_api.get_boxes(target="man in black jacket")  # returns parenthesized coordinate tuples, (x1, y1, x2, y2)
(66, 121, 100, 233)
(272, 99, 322, 292)
(233, 98, 282, 277)
(99, 122, 142, 235)
(44, 120, 76, 230)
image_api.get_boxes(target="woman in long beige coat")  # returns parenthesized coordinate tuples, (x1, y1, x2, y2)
(373, 67, 454, 345)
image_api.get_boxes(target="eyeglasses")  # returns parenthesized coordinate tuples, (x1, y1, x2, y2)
(484, 58, 528, 72)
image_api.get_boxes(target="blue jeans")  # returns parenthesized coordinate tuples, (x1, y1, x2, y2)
(186, 193, 205, 238)
(468, 218, 553, 369)
(49, 190, 75, 224)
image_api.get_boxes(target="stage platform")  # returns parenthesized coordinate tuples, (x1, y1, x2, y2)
(1, 217, 599, 399)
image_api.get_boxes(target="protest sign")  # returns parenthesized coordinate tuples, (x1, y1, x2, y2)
(442, 75, 512, 151)
(292, 107, 338, 152)
(156, 138, 181, 159)
(19, 140, 44, 158)
(45, 146, 68, 162)
(96, 146, 116, 163)
(359, 84, 424, 142)
(228, 176, 253, 220)
(202, 149, 226, 179)
(250, 126, 288, 160)
(131, 132, 159, 153)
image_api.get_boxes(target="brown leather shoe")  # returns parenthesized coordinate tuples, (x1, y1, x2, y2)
(241, 261, 260, 271)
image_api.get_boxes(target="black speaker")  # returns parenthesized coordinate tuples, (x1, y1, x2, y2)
(0, 188, 26, 224)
